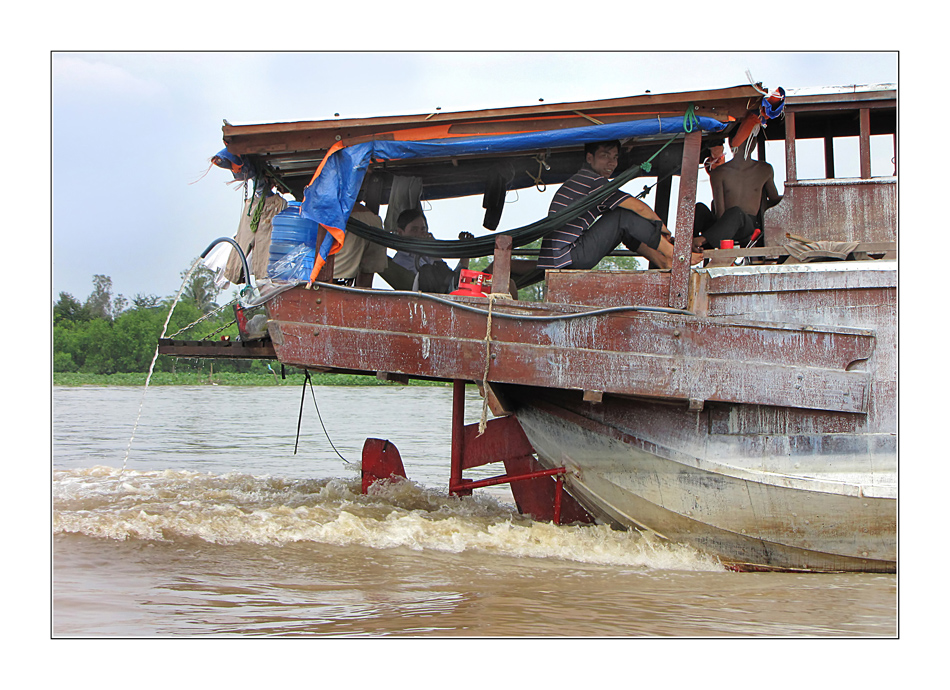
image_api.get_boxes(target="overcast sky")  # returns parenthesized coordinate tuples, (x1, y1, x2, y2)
(51, 51, 898, 302)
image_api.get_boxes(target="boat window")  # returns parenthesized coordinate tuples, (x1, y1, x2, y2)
(793, 134, 896, 182)
(870, 135, 897, 177)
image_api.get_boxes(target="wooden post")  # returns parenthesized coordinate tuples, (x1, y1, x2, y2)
(654, 175, 673, 225)
(450, 380, 469, 496)
(859, 108, 872, 179)
(824, 131, 836, 179)
(892, 131, 897, 176)
(492, 235, 512, 296)
(785, 111, 798, 183)
(669, 129, 702, 310)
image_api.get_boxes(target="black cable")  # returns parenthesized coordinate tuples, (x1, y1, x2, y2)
(318, 281, 694, 318)
(294, 371, 307, 455)
(302, 370, 350, 463)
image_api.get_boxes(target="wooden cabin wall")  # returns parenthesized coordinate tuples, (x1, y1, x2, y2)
(763, 178, 896, 245)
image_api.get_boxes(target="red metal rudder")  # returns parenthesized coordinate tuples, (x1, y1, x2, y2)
(361, 438, 407, 493)
(448, 380, 594, 524)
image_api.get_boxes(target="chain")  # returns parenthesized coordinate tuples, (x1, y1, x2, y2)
(167, 297, 238, 338)
(201, 318, 237, 340)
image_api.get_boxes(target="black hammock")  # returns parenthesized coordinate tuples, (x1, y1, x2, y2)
(341, 134, 682, 259)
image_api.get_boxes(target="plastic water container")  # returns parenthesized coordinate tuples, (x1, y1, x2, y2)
(269, 201, 318, 280)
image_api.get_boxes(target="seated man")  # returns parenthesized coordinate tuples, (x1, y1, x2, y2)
(693, 145, 783, 250)
(538, 140, 700, 271)
(334, 196, 389, 287)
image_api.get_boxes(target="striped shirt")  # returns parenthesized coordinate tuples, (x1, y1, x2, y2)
(538, 165, 631, 269)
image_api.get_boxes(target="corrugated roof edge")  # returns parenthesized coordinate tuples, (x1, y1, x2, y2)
(783, 83, 896, 97)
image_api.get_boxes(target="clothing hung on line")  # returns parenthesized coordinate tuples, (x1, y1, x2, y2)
(224, 194, 288, 283)
(333, 205, 389, 280)
(383, 176, 423, 234)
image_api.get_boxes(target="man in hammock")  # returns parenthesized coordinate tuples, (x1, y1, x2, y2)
(538, 140, 701, 271)
(391, 208, 475, 293)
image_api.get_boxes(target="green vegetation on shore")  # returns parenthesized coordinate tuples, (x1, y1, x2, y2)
(53, 270, 451, 387)
(53, 371, 449, 387)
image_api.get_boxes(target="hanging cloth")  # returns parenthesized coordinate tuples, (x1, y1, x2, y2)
(224, 194, 288, 283)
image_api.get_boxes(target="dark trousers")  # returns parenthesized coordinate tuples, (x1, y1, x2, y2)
(569, 208, 664, 270)
(693, 204, 756, 248)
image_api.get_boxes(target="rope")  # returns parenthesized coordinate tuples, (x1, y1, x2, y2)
(683, 104, 700, 133)
(526, 155, 548, 192)
(477, 292, 511, 436)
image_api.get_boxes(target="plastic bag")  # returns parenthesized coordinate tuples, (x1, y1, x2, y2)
(269, 243, 315, 282)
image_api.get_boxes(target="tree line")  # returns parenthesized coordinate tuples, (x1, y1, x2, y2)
(53, 263, 267, 375)
(54, 248, 634, 375)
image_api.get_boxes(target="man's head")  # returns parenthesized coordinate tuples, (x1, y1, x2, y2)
(396, 208, 428, 237)
(584, 140, 621, 178)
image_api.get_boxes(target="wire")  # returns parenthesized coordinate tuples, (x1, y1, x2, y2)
(295, 370, 351, 464)
(317, 281, 694, 319)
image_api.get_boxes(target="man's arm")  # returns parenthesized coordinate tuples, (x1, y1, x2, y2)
(709, 173, 725, 218)
(763, 174, 782, 209)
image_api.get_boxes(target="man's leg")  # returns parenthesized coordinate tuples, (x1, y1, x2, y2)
(693, 203, 715, 236)
(698, 207, 756, 248)
(569, 209, 663, 270)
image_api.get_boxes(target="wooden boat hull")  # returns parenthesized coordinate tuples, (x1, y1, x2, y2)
(512, 261, 897, 572)
(508, 387, 895, 573)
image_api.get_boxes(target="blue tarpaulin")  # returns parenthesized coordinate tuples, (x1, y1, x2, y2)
(300, 115, 729, 279)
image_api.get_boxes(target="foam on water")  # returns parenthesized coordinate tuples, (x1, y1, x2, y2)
(53, 466, 723, 572)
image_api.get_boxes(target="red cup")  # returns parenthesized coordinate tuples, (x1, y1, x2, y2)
(720, 240, 734, 249)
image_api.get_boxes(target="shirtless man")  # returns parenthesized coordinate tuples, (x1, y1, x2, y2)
(693, 146, 783, 250)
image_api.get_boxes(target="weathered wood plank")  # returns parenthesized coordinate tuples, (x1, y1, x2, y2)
(266, 285, 875, 413)
(270, 322, 871, 415)
(546, 269, 670, 307)
(670, 129, 702, 309)
(270, 285, 874, 371)
(157, 339, 277, 359)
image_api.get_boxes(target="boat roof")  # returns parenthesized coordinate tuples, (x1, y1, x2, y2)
(784, 83, 896, 98)
(219, 82, 896, 200)
(222, 84, 764, 199)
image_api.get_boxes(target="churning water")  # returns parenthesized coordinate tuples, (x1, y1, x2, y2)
(52, 385, 896, 637)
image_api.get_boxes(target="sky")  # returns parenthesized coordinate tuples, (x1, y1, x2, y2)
(51, 51, 900, 303)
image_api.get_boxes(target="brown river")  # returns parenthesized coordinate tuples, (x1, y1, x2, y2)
(52, 385, 896, 638)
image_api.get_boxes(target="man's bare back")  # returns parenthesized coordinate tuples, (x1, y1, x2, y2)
(709, 156, 782, 218)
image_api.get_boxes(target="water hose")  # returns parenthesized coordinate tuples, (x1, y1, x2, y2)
(200, 237, 251, 287)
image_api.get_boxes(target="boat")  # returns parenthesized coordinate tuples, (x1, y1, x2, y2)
(160, 82, 897, 573)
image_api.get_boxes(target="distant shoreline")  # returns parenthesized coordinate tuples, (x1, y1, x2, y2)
(52, 372, 448, 387)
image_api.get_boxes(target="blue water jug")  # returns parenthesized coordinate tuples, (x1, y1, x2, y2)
(269, 201, 318, 280)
